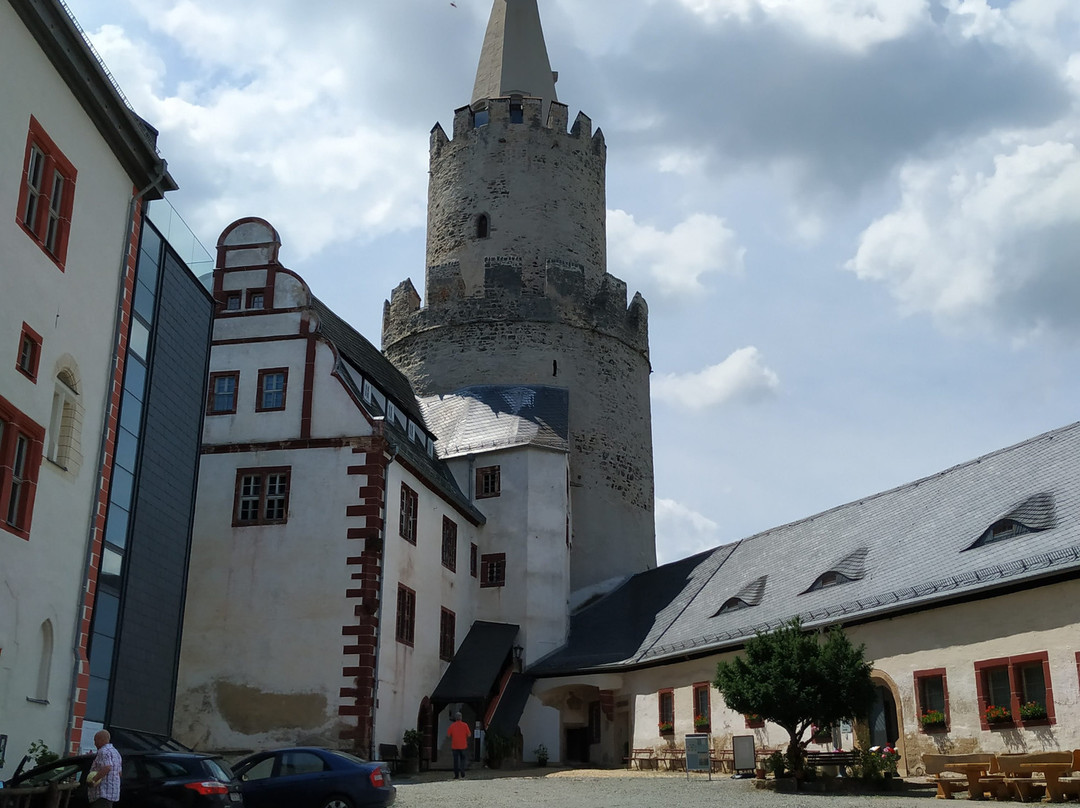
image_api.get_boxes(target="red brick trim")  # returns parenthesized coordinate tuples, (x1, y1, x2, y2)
(202, 437, 357, 454)
(17, 116, 78, 271)
(16, 322, 43, 382)
(913, 667, 950, 733)
(599, 689, 616, 721)
(68, 196, 141, 752)
(301, 336, 316, 439)
(212, 332, 308, 346)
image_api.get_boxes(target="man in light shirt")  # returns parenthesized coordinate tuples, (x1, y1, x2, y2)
(87, 730, 121, 807)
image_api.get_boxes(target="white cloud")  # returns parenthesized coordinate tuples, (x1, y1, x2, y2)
(655, 498, 723, 564)
(607, 210, 745, 295)
(677, 0, 929, 51)
(652, 347, 780, 409)
(847, 138, 1080, 333)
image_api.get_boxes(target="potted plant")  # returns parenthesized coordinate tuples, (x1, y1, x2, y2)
(401, 729, 421, 775)
(985, 704, 1012, 725)
(658, 721, 674, 735)
(920, 708, 947, 730)
(1019, 701, 1047, 721)
(533, 744, 548, 767)
(693, 714, 710, 732)
(744, 713, 764, 729)
(811, 725, 832, 743)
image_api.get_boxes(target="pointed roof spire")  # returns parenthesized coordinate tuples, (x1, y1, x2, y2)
(472, 0, 558, 116)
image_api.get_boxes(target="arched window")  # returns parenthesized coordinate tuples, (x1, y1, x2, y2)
(47, 369, 80, 470)
(476, 214, 490, 240)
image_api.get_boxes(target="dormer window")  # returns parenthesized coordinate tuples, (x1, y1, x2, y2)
(711, 575, 767, 617)
(802, 547, 867, 594)
(712, 597, 750, 617)
(476, 214, 490, 239)
(806, 570, 852, 592)
(965, 493, 1055, 550)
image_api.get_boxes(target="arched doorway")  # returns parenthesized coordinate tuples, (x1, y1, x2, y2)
(416, 697, 434, 770)
(867, 671, 908, 775)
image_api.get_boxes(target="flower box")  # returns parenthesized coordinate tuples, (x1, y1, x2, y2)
(1018, 701, 1047, 721)
(658, 721, 674, 734)
(984, 705, 1013, 725)
(920, 709, 947, 731)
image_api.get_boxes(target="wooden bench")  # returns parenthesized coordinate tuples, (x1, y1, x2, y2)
(996, 751, 1072, 802)
(923, 753, 999, 800)
(378, 743, 402, 775)
(1044, 749, 1080, 803)
(627, 748, 656, 769)
(806, 750, 860, 774)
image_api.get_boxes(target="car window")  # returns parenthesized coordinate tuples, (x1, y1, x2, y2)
(239, 756, 275, 782)
(121, 759, 140, 780)
(326, 750, 368, 766)
(204, 758, 235, 782)
(280, 752, 327, 777)
(21, 762, 85, 786)
(142, 759, 190, 780)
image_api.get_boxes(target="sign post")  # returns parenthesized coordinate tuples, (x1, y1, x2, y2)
(685, 733, 712, 780)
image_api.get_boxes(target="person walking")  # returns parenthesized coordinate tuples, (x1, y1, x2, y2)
(87, 730, 121, 807)
(447, 712, 471, 779)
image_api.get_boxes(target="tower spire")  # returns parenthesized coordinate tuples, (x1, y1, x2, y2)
(472, 0, 558, 116)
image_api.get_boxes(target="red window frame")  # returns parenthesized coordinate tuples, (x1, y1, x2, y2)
(16, 323, 43, 383)
(476, 465, 501, 499)
(396, 584, 416, 646)
(470, 543, 478, 578)
(223, 293, 242, 312)
(16, 117, 77, 270)
(913, 668, 950, 733)
(692, 682, 711, 732)
(255, 368, 288, 412)
(480, 552, 506, 588)
(658, 689, 674, 733)
(399, 484, 418, 544)
(441, 516, 457, 572)
(974, 652, 1055, 729)
(0, 394, 46, 539)
(439, 607, 455, 661)
(232, 467, 291, 526)
(207, 371, 240, 415)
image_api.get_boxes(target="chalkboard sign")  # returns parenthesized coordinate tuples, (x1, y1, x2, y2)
(733, 734, 757, 773)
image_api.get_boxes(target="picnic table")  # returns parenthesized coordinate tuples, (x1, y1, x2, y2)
(1022, 762, 1076, 803)
(944, 761, 1005, 801)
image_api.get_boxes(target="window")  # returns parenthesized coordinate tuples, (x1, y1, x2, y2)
(914, 668, 949, 731)
(476, 214, 490, 239)
(480, 552, 506, 588)
(247, 289, 266, 310)
(441, 516, 457, 572)
(974, 519, 1032, 546)
(256, 368, 288, 412)
(0, 395, 46, 539)
(974, 652, 1055, 728)
(17, 117, 77, 268)
(399, 484, 418, 544)
(16, 323, 42, 382)
(46, 370, 80, 469)
(396, 585, 416, 646)
(208, 372, 240, 415)
(658, 689, 674, 733)
(224, 293, 241, 311)
(470, 543, 478, 578)
(476, 465, 501, 499)
(693, 683, 711, 732)
(589, 701, 602, 743)
(233, 467, 290, 526)
(439, 608, 455, 661)
(806, 570, 852, 592)
(712, 597, 750, 616)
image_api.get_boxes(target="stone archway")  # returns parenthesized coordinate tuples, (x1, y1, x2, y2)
(867, 670, 908, 775)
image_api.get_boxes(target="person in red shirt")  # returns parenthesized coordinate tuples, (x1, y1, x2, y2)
(447, 712, 471, 779)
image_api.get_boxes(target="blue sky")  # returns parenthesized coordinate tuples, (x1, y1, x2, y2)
(66, 0, 1080, 564)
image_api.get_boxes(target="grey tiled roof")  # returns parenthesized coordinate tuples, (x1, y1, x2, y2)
(419, 386, 569, 458)
(532, 421, 1080, 676)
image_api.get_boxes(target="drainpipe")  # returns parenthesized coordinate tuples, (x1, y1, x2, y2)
(369, 435, 397, 759)
(66, 162, 169, 751)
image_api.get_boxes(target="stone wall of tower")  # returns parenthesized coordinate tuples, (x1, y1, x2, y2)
(383, 96, 656, 591)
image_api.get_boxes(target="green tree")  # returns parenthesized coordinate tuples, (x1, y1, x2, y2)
(713, 618, 875, 773)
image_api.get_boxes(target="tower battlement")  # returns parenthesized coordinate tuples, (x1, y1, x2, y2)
(382, 260, 648, 358)
(430, 97, 601, 150)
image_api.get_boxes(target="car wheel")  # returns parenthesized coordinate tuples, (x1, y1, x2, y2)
(321, 797, 354, 808)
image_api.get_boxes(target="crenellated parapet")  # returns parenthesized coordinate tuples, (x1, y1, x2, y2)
(382, 259, 649, 359)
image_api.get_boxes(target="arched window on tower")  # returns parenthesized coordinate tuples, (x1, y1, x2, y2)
(476, 214, 490, 240)
(510, 97, 524, 124)
(47, 368, 81, 471)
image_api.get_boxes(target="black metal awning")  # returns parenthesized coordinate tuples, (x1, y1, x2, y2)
(431, 621, 519, 703)
(487, 673, 535, 736)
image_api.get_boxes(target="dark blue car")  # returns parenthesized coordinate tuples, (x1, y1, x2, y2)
(232, 747, 394, 808)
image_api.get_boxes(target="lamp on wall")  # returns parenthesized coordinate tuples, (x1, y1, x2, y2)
(512, 644, 524, 671)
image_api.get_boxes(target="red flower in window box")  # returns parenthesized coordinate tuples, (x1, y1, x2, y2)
(658, 721, 674, 734)
(984, 704, 1012, 724)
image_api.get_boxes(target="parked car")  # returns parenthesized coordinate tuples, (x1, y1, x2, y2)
(4, 750, 243, 807)
(232, 747, 395, 808)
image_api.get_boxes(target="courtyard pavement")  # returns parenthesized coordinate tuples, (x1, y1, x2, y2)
(393, 767, 940, 807)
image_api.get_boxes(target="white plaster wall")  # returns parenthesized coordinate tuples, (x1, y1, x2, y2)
(0, 3, 143, 776)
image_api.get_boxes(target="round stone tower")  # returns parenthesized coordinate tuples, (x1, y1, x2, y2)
(383, 0, 655, 591)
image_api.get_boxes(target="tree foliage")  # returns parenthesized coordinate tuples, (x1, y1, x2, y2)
(713, 618, 875, 769)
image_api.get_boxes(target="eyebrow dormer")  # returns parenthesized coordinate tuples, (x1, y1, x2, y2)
(803, 546, 868, 594)
(711, 575, 767, 617)
(966, 492, 1055, 550)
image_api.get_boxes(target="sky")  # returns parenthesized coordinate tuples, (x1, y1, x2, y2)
(64, 0, 1080, 565)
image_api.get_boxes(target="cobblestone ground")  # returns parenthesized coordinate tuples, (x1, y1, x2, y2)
(393, 769, 939, 808)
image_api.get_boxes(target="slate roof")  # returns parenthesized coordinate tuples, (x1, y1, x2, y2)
(419, 385, 570, 458)
(432, 621, 520, 703)
(532, 421, 1080, 676)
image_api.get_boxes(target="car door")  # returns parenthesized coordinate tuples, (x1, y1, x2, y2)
(235, 753, 281, 808)
(260, 750, 333, 808)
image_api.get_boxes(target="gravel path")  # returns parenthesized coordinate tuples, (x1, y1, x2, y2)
(392, 769, 939, 807)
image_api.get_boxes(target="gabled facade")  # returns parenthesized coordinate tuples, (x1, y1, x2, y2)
(1, 0, 211, 772)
